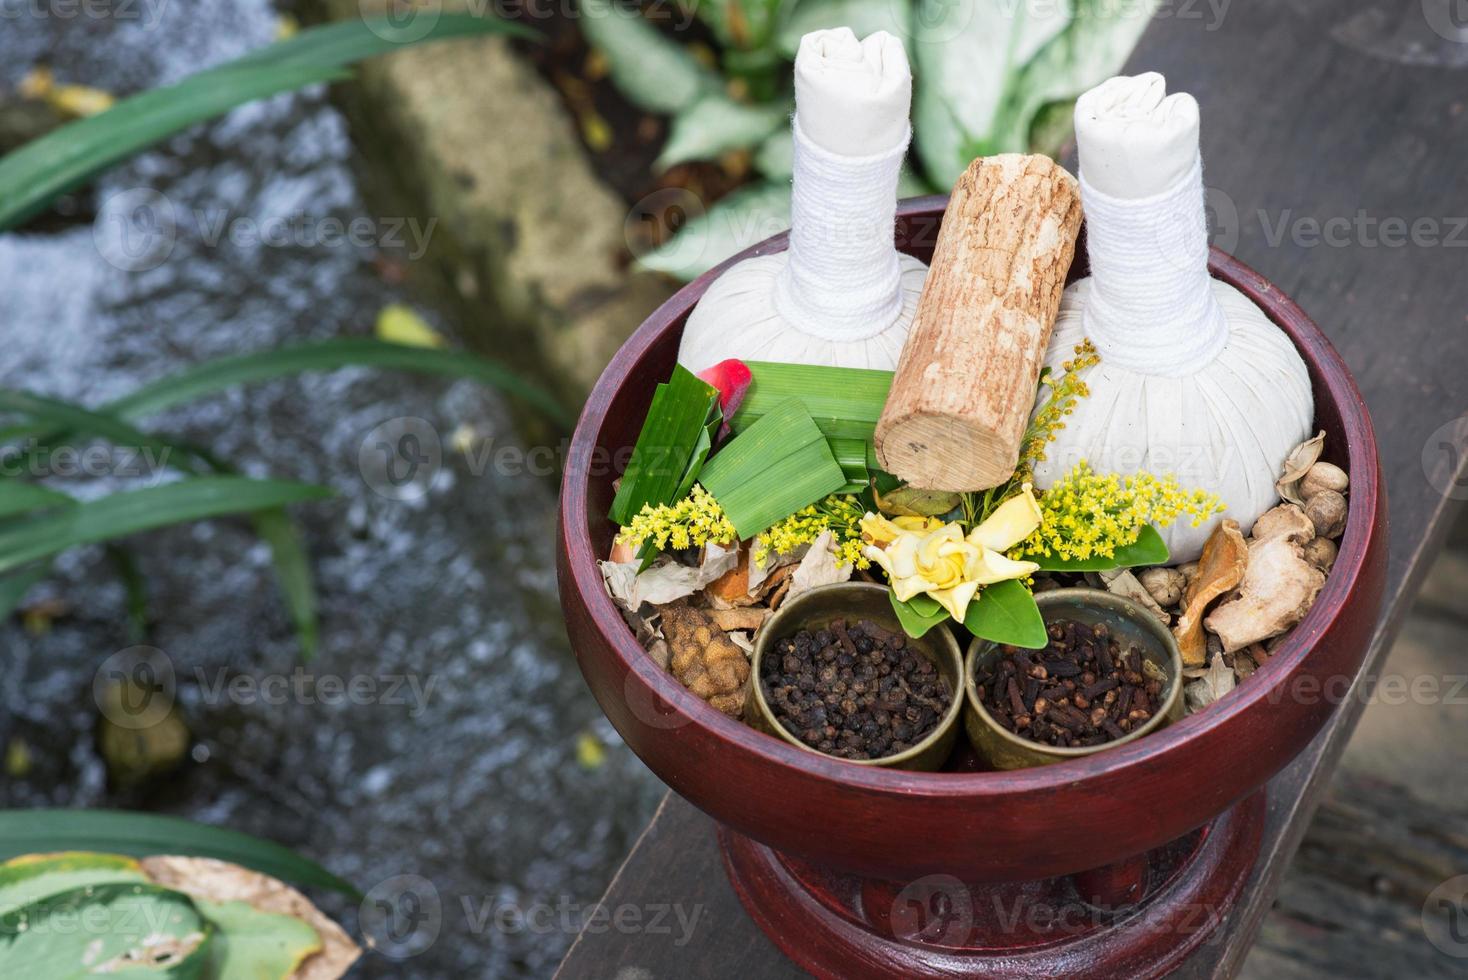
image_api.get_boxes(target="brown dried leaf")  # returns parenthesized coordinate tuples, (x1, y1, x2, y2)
(1172, 520, 1248, 667)
(707, 606, 770, 633)
(1184, 651, 1236, 713)
(1276, 430, 1326, 506)
(140, 856, 359, 980)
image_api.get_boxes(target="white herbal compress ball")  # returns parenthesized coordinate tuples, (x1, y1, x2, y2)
(676, 28, 928, 372)
(1033, 74, 1314, 564)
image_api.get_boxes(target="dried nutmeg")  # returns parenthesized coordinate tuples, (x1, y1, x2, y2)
(1304, 490, 1347, 539)
(1138, 566, 1186, 609)
(1302, 536, 1338, 573)
(1299, 461, 1349, 500)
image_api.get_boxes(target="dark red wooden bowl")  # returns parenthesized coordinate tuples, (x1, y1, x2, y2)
(556, 197, 1387, 884)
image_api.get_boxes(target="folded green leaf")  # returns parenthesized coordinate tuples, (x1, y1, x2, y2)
(0, 477, 331, 577)
(731, 361, 894, 442)
(1027, 524, 1170, 572)
(0, 811, 358, 897)
(608, 366, 719, 526)
(890, 590, 949, 639)
(963, 579, 1047, 649)
(0, 853, 148, 918)
(699, 398, 846, 539)
(198, 897, 325, 978)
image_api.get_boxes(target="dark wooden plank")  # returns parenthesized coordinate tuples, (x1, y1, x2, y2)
(560, 0, 1468, 975)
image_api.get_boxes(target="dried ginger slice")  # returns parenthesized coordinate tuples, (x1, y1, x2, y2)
(1172, 520, 1248, 666)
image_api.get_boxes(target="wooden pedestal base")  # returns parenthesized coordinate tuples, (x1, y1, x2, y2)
(719, 791, 1266, 979)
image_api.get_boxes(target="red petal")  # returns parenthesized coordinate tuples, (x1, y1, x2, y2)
(697, 358, 753, 420)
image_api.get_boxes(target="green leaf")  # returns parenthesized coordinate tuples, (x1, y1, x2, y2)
(890, 590, 949, 639)
(107, 338, 568, 427)
(963, 579, 1047, 649)
(913, 0, 1074, 186)
(731, 361, 894, 442)
(983, 0, 1158, 156)
(0, 477, 331, 577)
(775, 0, 913, 57)
(699, 398, 846, 539)
(0, 563, 52, 622)
(0, 15, 533, 232)
(1027, 524, 1171, 572)
(251, 509, 319, 661)
(635, 181, 790, 281)
(657, 94, 790, 171)
(0, 483, 73, 520)
(0, 812, 358, 898)
(608, 366, 719, 525)
(752, 128, 793, 179)
(0, 388, 204, 475)
(579, 0, 714, 114)
(198, 898, 324, 978)
(0, 853, 148, 918)
(0, 882, 214, 976)
(104, 544, 149, 644)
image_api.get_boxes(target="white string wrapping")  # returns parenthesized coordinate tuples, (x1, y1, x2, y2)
(772, 117, 910, 342)
(1079, 155, 1230, 376)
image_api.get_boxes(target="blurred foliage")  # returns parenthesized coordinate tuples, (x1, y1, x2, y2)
(583, 0, 1156, 279)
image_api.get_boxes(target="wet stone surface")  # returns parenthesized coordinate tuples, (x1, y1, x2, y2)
(0, 3, 662, 976)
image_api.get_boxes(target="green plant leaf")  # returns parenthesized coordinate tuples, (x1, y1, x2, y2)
(0, 853, 148, 918)
(608, 366, 719, 526)
(699, 398, 846, 539)
(198, 898, 324, 978)
(0, 483, 73, 520)
(983, 0, 1158, 156)
(752, 128, 793, 179)
(106, 338, 568, 427)
(0, 15, 533, 231)
(963, 579, 1047, 649)
(913, 0, 1074, 186)
(890, 590, 949, 639)
(0, 882, 214, 975)
(775, 0, 913, 57)
(0, 477, 331, 577)
(0, 812, 358, 898)
(104, 544, 149, 644)
(656, 94, 790, 171)
(0, 388, 206, 476)
(579, 0, 714, 114)
(636, 181, 791, 281)
(1027, 524, 1171, 572)
(250, 508, 319, 661)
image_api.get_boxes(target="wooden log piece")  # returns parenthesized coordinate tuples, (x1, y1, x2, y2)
(874, 154, 1082, 490)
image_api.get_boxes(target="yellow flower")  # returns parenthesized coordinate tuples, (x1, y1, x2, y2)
(861, 487, 1042, 622)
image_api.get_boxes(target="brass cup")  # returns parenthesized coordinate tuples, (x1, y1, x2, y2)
(749, 582, 964, 771)
(964, 588, 1185, 771)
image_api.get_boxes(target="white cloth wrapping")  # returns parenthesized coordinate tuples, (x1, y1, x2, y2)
(1033, 74, 1314, 564)
(676, 28, 927, 372)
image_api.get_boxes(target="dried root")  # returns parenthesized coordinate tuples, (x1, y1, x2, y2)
(1172, 520, 1249, 667)
(662, 602, 751, 717)
(1204, 504, 1325, 653)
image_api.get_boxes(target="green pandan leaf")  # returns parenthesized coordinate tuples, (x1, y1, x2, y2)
(890, 590, 949, 639)
(198, 898, 323, 978)
(963, 579, 1047, 649)
(1027, 524, 1171, 572)
(0, 882, 214, 976)
(608, 366, 719, 526)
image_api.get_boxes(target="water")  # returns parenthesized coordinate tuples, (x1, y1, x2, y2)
(0, 3, 663, 976)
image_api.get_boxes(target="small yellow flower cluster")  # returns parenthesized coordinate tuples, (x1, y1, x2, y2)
(1016, 461, 1225, 563)
(754, 495, 869, 569)
(1016, 340, 1100, 482)
(616, 485, 737, 553)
